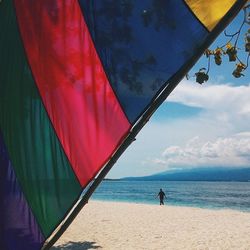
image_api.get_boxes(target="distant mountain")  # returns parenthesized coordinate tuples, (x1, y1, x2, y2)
(121, 167, 250, 182)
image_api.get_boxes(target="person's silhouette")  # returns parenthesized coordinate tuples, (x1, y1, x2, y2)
(157, 188, 166, 205)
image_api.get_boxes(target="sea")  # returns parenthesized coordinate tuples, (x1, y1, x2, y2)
(87, 180, 250, 212)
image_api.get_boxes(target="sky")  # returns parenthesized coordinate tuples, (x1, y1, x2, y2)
(108, 8, 250, 178)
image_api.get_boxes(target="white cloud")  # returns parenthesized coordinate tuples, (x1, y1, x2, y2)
(158, 133, 250, 169)
(168, 80, 250, 114)
(138, 81, 250, 173)
(167, 80, 250, 136)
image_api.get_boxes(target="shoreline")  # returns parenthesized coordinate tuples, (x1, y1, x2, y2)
(91, 198, 250, 213)
(52, 200, 250, 250)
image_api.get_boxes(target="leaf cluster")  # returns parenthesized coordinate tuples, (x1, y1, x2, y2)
(192, 4, 250, 84)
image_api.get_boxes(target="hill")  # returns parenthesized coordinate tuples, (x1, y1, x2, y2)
(122, 167, 250, 181)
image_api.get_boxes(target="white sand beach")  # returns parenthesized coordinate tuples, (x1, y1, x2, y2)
(52, 201, 250, 250)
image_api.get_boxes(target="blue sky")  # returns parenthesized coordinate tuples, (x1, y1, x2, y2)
(108, 9, 250, 178)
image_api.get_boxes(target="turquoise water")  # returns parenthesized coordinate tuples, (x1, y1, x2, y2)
(87, 180, 250, 212)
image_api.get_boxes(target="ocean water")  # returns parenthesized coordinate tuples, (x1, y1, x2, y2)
(88, 180, 250, 212)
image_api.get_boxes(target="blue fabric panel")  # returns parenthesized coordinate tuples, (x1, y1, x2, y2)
(78, 0, 208, 123)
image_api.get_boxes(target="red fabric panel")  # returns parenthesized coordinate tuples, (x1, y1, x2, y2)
(14, 0, 131, 187)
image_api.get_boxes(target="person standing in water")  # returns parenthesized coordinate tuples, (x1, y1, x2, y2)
(157, 188, 166, 205)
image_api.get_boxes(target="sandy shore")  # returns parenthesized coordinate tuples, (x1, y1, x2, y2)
(52, 201, 250, 250)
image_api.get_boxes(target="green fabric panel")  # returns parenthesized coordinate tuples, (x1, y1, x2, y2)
(0, 1, 82, 237)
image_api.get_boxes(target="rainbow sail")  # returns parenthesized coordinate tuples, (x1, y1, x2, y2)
(0, 1, 246, 249)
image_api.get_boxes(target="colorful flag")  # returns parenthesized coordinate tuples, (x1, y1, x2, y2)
(0, 1, 246, 249)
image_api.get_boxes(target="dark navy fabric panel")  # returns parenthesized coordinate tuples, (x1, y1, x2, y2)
(0, 131, 45, 250)
(78, 0, 208, 123)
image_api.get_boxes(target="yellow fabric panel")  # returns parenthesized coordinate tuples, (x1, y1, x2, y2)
(184, 0, 237, 31)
